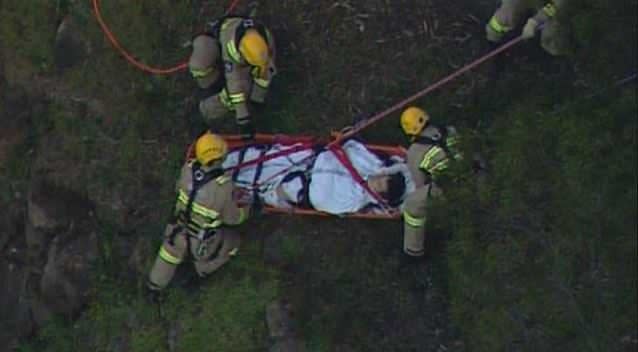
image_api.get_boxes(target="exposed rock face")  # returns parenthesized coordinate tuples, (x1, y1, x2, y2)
(54, 14, 91, 71)
(0, 178, 98, 348)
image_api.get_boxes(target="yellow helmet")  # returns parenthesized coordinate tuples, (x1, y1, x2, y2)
(195, 132, 228, 165)
(239, 29, 269, 77)
(400, 106, 430, 136)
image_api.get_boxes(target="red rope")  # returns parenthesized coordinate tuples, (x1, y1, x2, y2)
(330, 35, 526, 145)
(92, 0, 243, 75)
(224, 142, 314, 174)
(225, 0, 242, 14)
(238, 37, 526, 190)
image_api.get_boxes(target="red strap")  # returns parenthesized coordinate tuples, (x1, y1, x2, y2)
(327, 144, 389, 211)
(224, 142, 313, 173)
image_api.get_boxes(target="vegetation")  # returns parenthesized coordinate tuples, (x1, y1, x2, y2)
(1, 0, 635, 351)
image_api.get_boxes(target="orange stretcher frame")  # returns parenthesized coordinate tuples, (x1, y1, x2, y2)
(187, 133, 407, 220)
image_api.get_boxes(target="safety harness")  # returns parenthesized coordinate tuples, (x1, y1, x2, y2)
(279, 170, 310, 207)
(413, 124, 452, 157)
(412, 124, 463, 192)
(204, 16, 271, 64)
(169, 162, 224, 246)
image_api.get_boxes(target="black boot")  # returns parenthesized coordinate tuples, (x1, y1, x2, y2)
(398, 252, 432, 288)
(145, 284, 163, 304)
(398, 252, 423, 273)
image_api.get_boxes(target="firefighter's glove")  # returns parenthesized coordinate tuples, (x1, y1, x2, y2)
(522, 18, 539, 40)
(239, 121, 256, 141)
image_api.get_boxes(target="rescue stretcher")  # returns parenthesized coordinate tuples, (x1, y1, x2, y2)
(187, 133, 407, 220)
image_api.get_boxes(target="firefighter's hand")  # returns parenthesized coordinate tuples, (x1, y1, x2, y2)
(522, 18, 539, 39)
(239, 121, 256, 141)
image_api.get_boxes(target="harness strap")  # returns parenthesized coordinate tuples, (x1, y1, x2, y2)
(413, 124, 451, 155)
(232, 148, 248, 183)
(170, 163, 224, 245)
(224, 142, 314, 182)
(280, 171, 309, 206)
(413, 125, 456, 177)
(251, 147, 268, 189)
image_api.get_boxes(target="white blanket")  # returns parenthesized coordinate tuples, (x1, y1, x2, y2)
(309, 140, 414, 214)
(222, 140, 414, 214)
(222, 143, 314, 208)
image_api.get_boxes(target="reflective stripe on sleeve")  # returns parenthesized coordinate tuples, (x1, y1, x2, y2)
(488, 16, 510, 33)
(419, 146, 443, 171)
(201, 219, 224, 229)
(229, 92, 246, 104)
(190, 66, 213, 78)
(429, 159, 450, 174)
(403, 211, 426, 228)
(254, 77, 270, 88)
(219, 89, 233, 109)
(215, 175, 231, 184)
(159, 246, 182, 265)
(226, 41, 241, 63)
(177, 190, 221, 221)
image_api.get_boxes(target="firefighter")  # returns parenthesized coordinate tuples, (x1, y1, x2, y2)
(399, 107, 462, 264)
(188, 16, 276, 140)
(485, 0, 569, 56)
(147, 132, 251, 296)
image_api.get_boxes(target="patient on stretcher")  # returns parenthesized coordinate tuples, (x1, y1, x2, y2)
(222, 139, 414, 215)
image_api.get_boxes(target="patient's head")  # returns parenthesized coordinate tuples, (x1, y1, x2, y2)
(368, 172, 406, 207)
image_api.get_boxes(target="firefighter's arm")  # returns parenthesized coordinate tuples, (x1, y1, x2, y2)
(224, 61, 251, 124)
(249, 29, 277, 104)
(249, 67, 273, 104)
(419, 147, 449, 178)
(220, 185, 250, 225)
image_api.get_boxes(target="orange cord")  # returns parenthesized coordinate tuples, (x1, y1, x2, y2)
(92, 0, 242, 75)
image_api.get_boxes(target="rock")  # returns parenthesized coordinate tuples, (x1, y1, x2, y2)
(40, 230, 99, 317)
(54, 15, 91, 71)
(26, 179, 95, 271)
(0, 88, 29, 169)
(0, 257, 35, 348)
(270, 338, 306, 352)
(30, 295, 54, 326)
(28, 196, 60, 230)
(24, 219, 50, 270)
(0, 206, 23, 252)
(266, 299, 296, 339)
(27, 179, 93, 231)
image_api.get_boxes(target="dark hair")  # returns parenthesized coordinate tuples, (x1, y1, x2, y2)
(383, 172, 406, 207)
